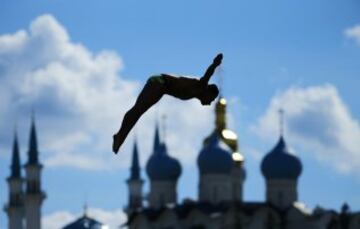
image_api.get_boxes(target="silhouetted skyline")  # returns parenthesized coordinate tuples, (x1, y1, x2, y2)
(0, 1, 359, 228)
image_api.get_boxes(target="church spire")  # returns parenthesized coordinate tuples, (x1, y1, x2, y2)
(126, 138, 144, 214)
(11, 130, 22, 178)
(205, 96, 239, 152)
(153, 121, 161, 152)
(130, 139, 141, 180)
(27, 114, 39, 165)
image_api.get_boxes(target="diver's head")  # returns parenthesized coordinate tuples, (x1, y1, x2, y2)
(199, 84, 219, 105)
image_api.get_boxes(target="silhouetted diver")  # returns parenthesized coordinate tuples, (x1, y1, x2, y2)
(112, 53, 223, 154)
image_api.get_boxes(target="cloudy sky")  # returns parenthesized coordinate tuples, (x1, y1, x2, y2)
(0, 0, 360, 228)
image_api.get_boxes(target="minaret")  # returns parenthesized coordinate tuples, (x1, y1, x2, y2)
(146, 123, 182, 208)
(4, 131, 25, 229)
(261, 110, 302, 209)
(24, 116, 46, 229)
(126, 139, 144, 214)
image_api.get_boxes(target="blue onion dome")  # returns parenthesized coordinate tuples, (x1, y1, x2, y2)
(197, 133, 233, 174)
(146, 142, 182, 181)
(261, 136, 302, 180)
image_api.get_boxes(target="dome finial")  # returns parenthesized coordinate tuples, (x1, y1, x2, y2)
(82, 194, 89, 218)
(278, 108, 285, 137)
(83, 202, 88, 217)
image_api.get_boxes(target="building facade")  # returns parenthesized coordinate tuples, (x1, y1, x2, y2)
(125, 97, 360, 229)
(4, 97, 360, 229)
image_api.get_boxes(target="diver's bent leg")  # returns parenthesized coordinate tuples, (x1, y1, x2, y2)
(112, 80, 165, 154)
(113, 107, 144, 153)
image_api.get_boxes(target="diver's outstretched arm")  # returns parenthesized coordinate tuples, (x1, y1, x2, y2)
(199, 53, 223, 86)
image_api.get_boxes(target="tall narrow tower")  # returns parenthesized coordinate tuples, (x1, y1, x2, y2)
(24, 116, 46, 229)
(4, 131, 24, 229)
(203, 97, 246, 202)
(202, 97, 239, 151)
(261, 110, 302, 209)
(126, 139, 144, 214)
(146, 123, 182, 209)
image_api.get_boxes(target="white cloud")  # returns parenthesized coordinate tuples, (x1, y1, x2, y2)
(87, 208, 127, 229)
(252, 84, 360, 175)
(0, 14, 213, 170)
(244, 147, 263, 161)
(43, 208, 127, 229)
(344, 24, 360, 46)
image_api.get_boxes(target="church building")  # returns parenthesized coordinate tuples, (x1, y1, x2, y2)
(4, 97, 360, 229)
(125, 97, 360, 229)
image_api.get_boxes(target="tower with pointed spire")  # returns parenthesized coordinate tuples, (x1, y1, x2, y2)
(146, 123, 182, 208)
(204, 97, 239, 151)
(4, 131, 25, 229)
(126, 139, 144, 214)
(260, 110, 302, 209)
(24, 116, 46, 229)
(202, 96, 246, 202)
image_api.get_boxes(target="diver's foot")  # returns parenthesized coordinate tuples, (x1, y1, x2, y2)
(213, 53, 223, 66)
(112, 134, 123, 154)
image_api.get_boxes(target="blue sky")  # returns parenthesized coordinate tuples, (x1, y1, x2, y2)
(1, 0, 360, 228)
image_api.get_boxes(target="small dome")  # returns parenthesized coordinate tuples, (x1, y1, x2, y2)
(146, 143, 182, 181)
(198, 134, 233, 174)
(261, 136, 302, 180)
(62, 215, 106, 229)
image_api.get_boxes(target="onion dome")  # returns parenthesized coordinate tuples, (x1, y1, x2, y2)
(261, 136, 302, 180)
(146, 125, 182, 181)
(198, 133, 233, 174)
